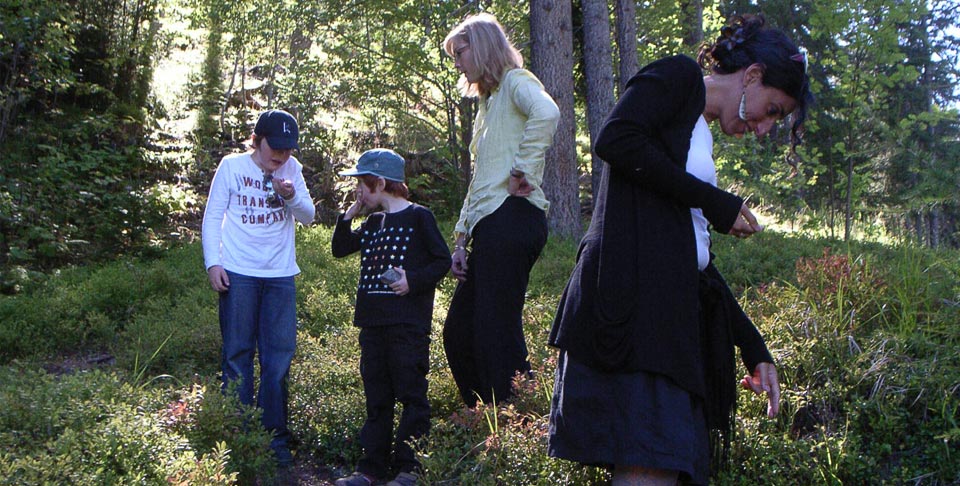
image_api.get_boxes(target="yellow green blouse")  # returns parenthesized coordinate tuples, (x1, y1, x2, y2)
(455, 68, 560, 237)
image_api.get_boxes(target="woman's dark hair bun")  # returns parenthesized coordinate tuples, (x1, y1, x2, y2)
(717, 15, 764, 52)
(698, 14, 814, 153)
(701, 15, 767, 73)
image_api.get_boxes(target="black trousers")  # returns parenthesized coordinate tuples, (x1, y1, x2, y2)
(443, 197, 548, 407)
(357, 323, 431, 478)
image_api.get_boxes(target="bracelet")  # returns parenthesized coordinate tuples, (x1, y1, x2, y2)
(510, 168, 524, 178)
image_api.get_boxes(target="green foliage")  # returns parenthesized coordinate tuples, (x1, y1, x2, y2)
(3, 224, 960, 481)
(0, 368, 245, 485)
(289, 332, 367, 467)
(174, 381, 278, 483)
(727, 240, 960, 484)
(0, 244, 217, 378)
(0, 1, 77, 127)
(1, 0, 174, 273)
(418, 368, 608, 485)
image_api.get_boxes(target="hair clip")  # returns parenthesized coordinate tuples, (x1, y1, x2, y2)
(719, 25, 746, 51)
(791, 47, 809, 73)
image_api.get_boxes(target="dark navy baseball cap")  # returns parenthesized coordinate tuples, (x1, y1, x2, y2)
(339, 148, 406, 182)
(254, 109, 299, 150)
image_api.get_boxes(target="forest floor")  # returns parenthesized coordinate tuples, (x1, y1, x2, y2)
(44, 350, 339, 485)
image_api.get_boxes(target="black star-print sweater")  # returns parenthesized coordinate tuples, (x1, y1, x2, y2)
(332, 204, 451, 328)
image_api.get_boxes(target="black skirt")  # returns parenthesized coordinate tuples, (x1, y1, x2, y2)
(548, 350, 709, 484)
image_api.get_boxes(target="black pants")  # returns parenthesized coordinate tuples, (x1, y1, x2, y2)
(357, 323, 431, 478)
(443, 197, 548, 407)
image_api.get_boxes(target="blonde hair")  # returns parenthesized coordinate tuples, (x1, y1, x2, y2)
(443, 13, 523, 97)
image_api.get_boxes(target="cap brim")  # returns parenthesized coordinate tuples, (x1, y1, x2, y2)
(266, 136, 299, 150)
(337, 170, 404, 182)
(338, 169, 372, 177)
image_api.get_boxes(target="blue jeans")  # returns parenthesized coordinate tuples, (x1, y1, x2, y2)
(219, 270, 297, 453)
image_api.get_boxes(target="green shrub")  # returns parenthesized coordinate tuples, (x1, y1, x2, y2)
(0, 368, 240, 485)
(117, 292, 221, 379)
(175, 381, 278, 483)
(0, 245, 207, 365)
(2, 227, 959, 483)
(732, 241, 960, 485)
(289, 332, 367, 468)
(296, 225, 366, 336)
(418, 375, 608, 485)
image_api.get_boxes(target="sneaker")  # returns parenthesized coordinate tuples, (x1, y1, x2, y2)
(386, 472, 418, 486)
(335, 472, 376, 486)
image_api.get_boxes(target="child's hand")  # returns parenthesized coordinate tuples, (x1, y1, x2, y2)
(344, 199, 363, 220)
(344, 187, 367, 220)
(207, 265, 230, 292)
(274, 178, 296, 199)
(389, 267, 409, 295)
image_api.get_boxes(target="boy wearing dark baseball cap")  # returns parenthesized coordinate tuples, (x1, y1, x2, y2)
(202, 109, 314, 467)
(254, 109, 300, 150)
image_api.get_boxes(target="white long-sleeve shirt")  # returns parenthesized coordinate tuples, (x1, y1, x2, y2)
(201, 152, 315, 277)
(686, 115, 716, 271)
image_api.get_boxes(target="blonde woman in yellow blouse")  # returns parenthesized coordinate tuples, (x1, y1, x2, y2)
(441, 13, 560, 408)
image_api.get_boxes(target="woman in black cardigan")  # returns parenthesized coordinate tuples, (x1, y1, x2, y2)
(547, 15, 812, 485)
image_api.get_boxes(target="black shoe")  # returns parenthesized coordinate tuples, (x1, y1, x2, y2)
(335, 471, 377, 486)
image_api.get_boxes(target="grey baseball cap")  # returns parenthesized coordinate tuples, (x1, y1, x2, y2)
(339, 148, 405, 182)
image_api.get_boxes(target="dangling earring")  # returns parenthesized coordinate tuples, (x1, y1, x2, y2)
(738, 92, 748, 121)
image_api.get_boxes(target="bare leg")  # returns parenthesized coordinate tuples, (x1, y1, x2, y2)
(611, 465, 678, 486)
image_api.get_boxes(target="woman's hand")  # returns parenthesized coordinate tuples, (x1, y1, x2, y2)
(740, 361, 781, 418)
(508, 172, 533, 197)
(729, 203, 764, 238)
(451, 247, 469, 282)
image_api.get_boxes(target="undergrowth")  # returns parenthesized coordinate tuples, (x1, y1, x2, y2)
(0, 226, 958, 484)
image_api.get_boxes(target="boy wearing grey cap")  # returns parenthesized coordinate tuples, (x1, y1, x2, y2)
(201, 109, 315, 467)
(332, 149, 450, 486)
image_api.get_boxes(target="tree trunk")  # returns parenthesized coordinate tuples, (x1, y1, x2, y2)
(581, 0, 616, 208)
(221, 53, 241, 141)
(457, 97, 476, 193)
(530, 0, 581, 240)
(0, 43, 23, 148)
(913, 211, 922, 244)
(930, 205, 940, 248)
(679, 0, 704, 49)
(614, 0, 639, 94)
(844, 156, 853, 241)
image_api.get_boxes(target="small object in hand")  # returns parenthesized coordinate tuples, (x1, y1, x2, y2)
(380, 267, 401, 285)
(263, 173, 283, 208)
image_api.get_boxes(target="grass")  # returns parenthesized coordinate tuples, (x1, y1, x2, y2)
(0, 223, 958, 484)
